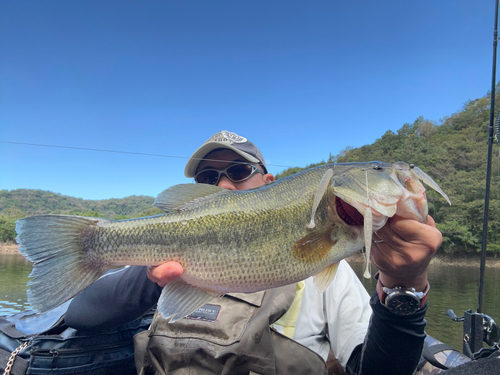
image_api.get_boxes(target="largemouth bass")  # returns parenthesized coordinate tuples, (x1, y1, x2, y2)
(16, 161, 450, 322)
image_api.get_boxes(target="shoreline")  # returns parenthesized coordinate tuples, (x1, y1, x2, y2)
(0, 242, 21, 254)
(347, 252, 500, 268)
(3, 242, 500, 268)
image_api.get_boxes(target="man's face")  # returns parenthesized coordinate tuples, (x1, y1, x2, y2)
(196, 149, 274, 191)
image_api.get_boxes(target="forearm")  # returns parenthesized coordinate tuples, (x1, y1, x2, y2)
(65, 266, 162, 331)
(346, 291, 427, 375)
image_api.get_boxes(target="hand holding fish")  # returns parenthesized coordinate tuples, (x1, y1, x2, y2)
(147, 262, 183, 287)
(370, 215, 442, 292)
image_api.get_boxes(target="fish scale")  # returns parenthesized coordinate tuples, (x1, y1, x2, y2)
(16, 161, 450, 322)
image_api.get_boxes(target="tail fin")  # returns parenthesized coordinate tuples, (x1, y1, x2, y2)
(16, 215, 110, 313)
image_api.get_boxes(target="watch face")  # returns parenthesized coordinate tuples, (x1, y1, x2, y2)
(385, 292, 421, 315)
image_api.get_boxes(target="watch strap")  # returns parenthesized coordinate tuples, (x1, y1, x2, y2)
(374, 271, 430, 307)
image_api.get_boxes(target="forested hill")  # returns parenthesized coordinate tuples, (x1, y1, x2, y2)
(2, 88, 500, 254)
(276, 88, 500, 255)
(0, 189, 160, 219)
(0, 190, 164, 241)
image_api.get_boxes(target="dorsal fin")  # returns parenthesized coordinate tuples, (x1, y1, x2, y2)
(154, 184, 227, 212)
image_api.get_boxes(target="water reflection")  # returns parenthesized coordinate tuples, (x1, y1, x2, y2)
(1, 253, 499, 354)
(350, 261, 500, 352)
(0, 253, 32, 315)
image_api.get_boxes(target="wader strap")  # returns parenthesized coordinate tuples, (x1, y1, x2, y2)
(420, 341, 455, 370)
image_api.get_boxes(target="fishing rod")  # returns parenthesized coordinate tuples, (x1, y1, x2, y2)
(479, 0, 499, 317)
(447, 0, 500, 359)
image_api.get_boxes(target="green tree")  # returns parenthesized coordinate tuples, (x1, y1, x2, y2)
(0, 207, 26, 242)
(74, 209, 105, 218)
(0, 217, 17, 242)
(274, 88, 500, 254)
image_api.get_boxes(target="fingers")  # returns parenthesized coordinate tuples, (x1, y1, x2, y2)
(374, 215, 442, 252)
(147, 262, 183, 287)
(370, 215, 442, 290)
(426, 215, 437, 228)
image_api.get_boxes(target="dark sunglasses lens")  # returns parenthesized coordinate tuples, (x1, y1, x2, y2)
(195, 170, 219, 185)
(227, 164, 253, 181)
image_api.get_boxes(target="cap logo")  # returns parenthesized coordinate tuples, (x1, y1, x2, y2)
(207, 131, 247, 145)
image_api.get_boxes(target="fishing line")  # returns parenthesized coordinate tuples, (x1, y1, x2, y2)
(0, 140, 293, 168)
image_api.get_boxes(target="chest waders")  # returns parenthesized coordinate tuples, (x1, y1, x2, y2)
(134, 284, 328, 375)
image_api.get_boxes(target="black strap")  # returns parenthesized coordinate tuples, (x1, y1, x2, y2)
(427, 343, 455, 356)
(0, 318, 29, 339)
(0, 346, 29, 375)
(421, 341, 455, 370)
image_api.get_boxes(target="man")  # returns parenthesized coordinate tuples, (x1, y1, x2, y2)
(66, 130, 441, 375)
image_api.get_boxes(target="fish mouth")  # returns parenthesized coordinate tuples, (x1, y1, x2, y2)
(334, 196, 389, 232)
(335, 197, 364, 226)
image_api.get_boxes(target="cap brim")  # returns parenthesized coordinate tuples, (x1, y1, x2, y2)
(184, 142, 260, 178)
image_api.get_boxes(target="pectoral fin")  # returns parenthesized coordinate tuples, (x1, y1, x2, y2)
(313, 263, 340, 293)
(292, 227, 337, 263)
(158, 279, 222, 323)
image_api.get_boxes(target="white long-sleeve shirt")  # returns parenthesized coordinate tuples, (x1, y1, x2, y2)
(272, 260, 371, 367)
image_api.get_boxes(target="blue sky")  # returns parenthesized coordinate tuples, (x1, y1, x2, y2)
(1, 0, 496, 200)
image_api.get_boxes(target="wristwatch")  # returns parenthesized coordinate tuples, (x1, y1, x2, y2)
(375, 272, 430, 316)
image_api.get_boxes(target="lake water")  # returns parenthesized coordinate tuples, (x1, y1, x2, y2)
(1, 253, 499, 353)
(349, 261, 500, 352)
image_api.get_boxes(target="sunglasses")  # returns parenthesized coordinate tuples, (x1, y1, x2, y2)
(195, 164, 265, 185)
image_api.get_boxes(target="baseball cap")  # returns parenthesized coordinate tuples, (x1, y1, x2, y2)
(184, 130, 267, 178)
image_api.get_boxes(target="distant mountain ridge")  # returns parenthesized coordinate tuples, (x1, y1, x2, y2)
(0, 189, 156, 219)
